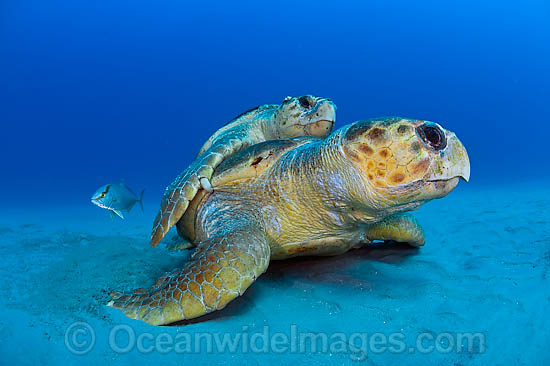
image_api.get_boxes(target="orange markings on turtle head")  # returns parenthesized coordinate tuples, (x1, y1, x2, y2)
(367, 127, 385, 140)
(358, 143, 374, 156)
(387, 168, 411, 185)
(366, 159, 376, 171)
(408, 158, 430, 176)
(387, 158, 397, 171)
(378, 147, 391, 160)
(397, 124, 412, 134)
(390, 173, 406, 183)
(343, 145, 361, 162)
(366, 126, 391, 147)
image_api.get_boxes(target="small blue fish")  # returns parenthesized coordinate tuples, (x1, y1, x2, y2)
(91, 181, 144, 219)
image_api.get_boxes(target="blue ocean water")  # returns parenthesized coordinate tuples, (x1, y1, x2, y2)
(1, 0, 549, 365)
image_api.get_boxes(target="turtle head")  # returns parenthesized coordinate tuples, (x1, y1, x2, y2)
(274, 95, 336, 139)
(342, 118, 470, 215)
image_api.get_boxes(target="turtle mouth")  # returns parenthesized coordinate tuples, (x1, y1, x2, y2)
(302, 119, 335, 137)
(425, 177, 460, 197)
(301, 99, 337, 126)
(427, 132, 470, 183)
(426, 169, 470, 184)
(302, 118, 335, 125)
(427, 174, 469, 183)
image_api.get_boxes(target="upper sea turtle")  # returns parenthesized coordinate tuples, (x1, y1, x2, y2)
(109, 117, 470, 325)
(150, 95, 337, 247)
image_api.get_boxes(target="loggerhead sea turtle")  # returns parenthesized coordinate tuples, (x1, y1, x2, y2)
(150, 95, 337, 247)
(109, 117, 470, 325)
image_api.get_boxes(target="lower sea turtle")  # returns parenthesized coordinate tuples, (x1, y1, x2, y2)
(109, 117, 470, 325)
(150, 95, 337, 247)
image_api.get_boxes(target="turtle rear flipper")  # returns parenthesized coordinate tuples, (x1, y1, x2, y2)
(111, 220, 270, 325)
(166, 236, 195, 251)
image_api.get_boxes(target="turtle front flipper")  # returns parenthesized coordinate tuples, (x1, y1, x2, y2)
(365, 213, 425, 246)
(110, 222, 270, 325)
(150, 134, 250, 247)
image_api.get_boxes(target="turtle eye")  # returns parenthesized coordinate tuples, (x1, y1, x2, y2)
(298, 96, 313, 109)
(416, 122, 447, 150)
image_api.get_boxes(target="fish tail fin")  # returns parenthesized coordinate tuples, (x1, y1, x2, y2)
(138, 189, 145, 212)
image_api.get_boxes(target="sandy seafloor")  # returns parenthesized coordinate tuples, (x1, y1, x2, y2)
(0, 182, 548, 365)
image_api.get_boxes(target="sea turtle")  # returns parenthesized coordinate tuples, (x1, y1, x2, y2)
(108, 117, 470, 325)
(150, 95, 337, 247)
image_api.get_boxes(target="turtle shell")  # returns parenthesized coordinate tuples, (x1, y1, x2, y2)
(197, 104, 278, 156)
(177, 137, 318, 241)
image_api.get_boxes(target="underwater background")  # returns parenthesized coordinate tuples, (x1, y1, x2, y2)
(1, 0, 549, 365)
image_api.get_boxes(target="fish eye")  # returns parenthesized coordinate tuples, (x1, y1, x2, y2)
(416, 122, 447, 151)
(298, 96, 313, 109)
(96, 185, 110, 200)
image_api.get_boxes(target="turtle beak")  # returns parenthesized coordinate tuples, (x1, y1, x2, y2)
(460, 157, 470, 182)
(427, 132, 470, 183)
(299, 98, 336, 138)
(302, 98, 336, 125)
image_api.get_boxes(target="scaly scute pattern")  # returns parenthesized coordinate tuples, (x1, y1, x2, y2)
(149, 104, 276, 248)
(150, 96, 336, 247)
(109, 220, 270, 325)
(364, 213, 425, 246)
(150, 134, 248, 247)
(108, 118, 470, 326)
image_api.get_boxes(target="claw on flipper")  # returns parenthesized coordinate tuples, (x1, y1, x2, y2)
(200, 177, 213, 193)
